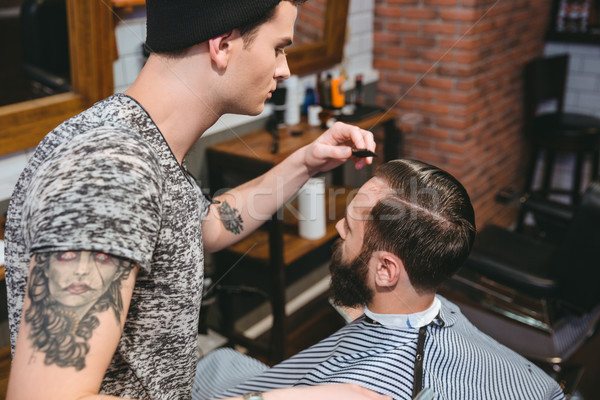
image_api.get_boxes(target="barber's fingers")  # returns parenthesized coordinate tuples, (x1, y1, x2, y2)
(325, 122, 375, 152)
(310, 142, 352, 161)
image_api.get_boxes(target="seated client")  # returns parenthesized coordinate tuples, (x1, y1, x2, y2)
(194, 159, 565, 400)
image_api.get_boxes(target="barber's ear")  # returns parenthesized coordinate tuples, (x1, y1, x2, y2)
(208, 31, 235, 70)
(374, 252, 402, 288)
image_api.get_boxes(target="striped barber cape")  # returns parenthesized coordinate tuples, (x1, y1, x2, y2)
(193, 296, 565, 400)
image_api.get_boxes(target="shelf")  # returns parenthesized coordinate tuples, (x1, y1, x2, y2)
(206, 112, 398, 167)
(224, 185, 354, 265)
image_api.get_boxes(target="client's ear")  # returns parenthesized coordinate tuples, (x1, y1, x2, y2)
(208, 31, 235, 70)
(373, 251, 402, 288)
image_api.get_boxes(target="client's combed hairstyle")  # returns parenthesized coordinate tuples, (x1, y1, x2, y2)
(363, 159, 476, 293)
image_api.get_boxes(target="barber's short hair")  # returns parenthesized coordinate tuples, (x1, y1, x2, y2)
(363, 159, 476, 293)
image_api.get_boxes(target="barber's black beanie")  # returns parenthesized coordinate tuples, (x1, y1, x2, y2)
(145, 0, 282, 53)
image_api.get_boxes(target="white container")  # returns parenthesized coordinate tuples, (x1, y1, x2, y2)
(298, 177, 326, 240)
(284, 75, 300, 126)
(307, 105, 323, 126)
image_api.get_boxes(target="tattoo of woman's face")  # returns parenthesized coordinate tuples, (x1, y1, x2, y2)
(25, 251, 134, 370)
(217, 200, 244, 235)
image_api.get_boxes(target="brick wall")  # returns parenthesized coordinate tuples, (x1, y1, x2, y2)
(374, 0, 551, 228)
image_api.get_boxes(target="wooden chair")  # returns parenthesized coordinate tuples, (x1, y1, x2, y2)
(518, 54, 600, 230)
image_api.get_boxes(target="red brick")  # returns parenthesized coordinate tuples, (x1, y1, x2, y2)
(440, 9, 483, 22)
(374, 59, 402, 70)
(424, 0, 457, 5)
(388, 21, 421, 32)
(418, 102, 451, 115)
(461, 0, 497, 6)
(439, 37, 482, 50)
(450, 130, 470, 143)
(436, 91, 477, 105)
(403, 8, 438, 19)
(421, 77, 454, 90)
(373, 32, 401, 44)
(386, 46, 419, 58)
(436, 116, 469, 129)
(373, 44, 387, 56)
(403, 35, 437, 47)
(374, 6, 403, 18)
(386, 72, 419, 85)
(422, 22, 457, 35)
(377, 81, 403, 96)
(454, 50, 480, 64)
(419, 49, 454, 63)
(455, 78, 478, 91)
(458, 20, 494, 36)
(403, 60, 436, 74)
(438, 64, 477, 78)
(421, 127, 451, 139)
(435, 140, 475, 154)
(406, 86, 437, 100)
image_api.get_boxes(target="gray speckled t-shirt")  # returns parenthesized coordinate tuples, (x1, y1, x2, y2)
(5, 93, 211, 399)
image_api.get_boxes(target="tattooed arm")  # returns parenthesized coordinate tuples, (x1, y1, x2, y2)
(202, 122, 376, 253)
(7, 251, 139, 400)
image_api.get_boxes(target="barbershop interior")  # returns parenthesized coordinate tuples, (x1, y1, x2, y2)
(1, 0, 600, 398)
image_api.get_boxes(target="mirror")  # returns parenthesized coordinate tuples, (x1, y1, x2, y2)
(287, 0, 349, 76)
(0, 0, 349, 157)
(0, 0, 70, 108)
(292, 1, 327, 46)
(0, 0, 114, 157)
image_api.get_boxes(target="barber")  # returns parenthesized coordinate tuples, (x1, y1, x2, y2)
(4, 1, 385, 400)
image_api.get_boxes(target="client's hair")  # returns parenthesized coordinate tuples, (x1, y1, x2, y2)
(363, 159, 476, 293)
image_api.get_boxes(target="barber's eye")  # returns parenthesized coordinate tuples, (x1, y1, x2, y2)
(56, 251, 78, 262)
(276, 48, 286, 56)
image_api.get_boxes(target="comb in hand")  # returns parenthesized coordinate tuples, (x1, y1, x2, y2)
(351, 149, 377, 158)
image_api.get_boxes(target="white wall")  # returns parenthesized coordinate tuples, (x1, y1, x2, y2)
(544, 42, 600, 118)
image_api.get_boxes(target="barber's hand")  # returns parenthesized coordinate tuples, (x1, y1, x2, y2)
(263, 383, 392, 400)
(303, 121, 376, 176)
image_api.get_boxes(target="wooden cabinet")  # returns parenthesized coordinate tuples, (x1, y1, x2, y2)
(206, 111, 400, 362)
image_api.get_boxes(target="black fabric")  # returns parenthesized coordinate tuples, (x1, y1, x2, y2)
(550, 181, 600, 313)
(412, 326, 427, 399)
(145, 0, 281, 52)
(467, 181, 600, 313)
(467, 225, 557, 296)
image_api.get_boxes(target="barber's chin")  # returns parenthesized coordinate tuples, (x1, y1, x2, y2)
(250, 102, 266, 116)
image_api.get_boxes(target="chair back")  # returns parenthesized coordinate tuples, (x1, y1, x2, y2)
(550, 181, 600, 313)
(523, 54, 569, 134)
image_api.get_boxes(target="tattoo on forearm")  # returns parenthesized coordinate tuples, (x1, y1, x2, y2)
(217, 200, 244, 235)
(24, 251, 134, 370)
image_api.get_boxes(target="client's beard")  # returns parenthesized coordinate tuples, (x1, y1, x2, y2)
(329, 239, 374, 308)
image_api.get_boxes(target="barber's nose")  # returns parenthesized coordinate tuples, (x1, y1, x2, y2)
(335, 219, 345, 239)
(275, 55, 291, 80)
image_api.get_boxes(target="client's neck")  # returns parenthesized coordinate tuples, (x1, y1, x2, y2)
(368, 283, 436, 315)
